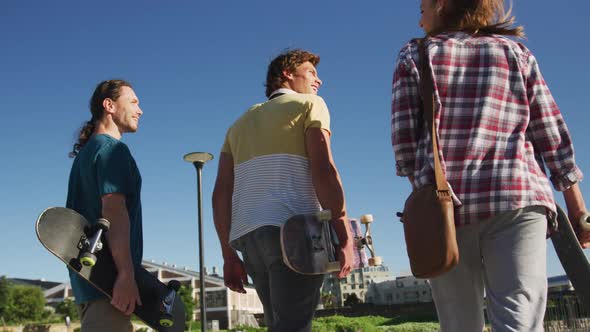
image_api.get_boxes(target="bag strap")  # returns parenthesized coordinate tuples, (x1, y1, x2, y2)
(418, 38, 451, 195)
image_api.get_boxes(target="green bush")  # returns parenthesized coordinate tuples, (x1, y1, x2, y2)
(384, 313, 438, 325)
(23, 324, 51, 332)
(55, 299, 77, 320)
(229, 325, 266, 332)
(381, 322, 440, 332)
(187, 320, 201, 330)
(3, 285, 46, 323)
(312, 315, 390, 332)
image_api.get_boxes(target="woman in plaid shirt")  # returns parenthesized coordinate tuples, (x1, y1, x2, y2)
(391, 0, 590, 330)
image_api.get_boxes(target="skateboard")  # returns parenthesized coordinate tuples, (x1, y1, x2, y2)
(550, 204, 590, 312)
(36, 207, 186, 332)
(280, 210, 382, 275)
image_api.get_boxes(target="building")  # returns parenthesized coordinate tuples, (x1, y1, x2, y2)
(365, 275, 432, 305)
(322, 265, 392, 306)
(19, 260, 263, 330)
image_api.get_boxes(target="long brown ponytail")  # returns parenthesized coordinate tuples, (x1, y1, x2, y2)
(69, 79, 132, 157)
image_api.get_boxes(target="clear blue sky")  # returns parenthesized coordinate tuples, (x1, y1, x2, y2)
(1, 1, 588, 282)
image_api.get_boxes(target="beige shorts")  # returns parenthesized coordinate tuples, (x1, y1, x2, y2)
(77, 298, 133, 332)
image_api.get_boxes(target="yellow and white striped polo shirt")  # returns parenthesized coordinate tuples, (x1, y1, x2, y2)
(222, 92, 331, 243)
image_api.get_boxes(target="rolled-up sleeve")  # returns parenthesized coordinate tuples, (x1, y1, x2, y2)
(391, 47, 421, 177)
(524, 51, 584, 191)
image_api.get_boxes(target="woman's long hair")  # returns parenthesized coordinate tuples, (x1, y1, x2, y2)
(431, 0, 524, 38)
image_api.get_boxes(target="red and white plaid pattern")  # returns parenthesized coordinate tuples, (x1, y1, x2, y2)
(391, 32, 583, 226)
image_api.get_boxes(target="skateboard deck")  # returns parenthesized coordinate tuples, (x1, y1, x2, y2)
(551, 204, 590, 312)
(36, 207, 186, 332)
(280, 210, 382, 275)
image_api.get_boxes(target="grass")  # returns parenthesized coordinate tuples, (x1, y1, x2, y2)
(2, 315, 440, 332)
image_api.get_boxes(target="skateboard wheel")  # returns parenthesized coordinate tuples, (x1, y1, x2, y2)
(317, 210, 332, 221)
(96, 218, 110, 231)
(80, 253, 97, 267)
(69, 258, 83, 272)
(369, 256, 382, 266)
(580, 212, 590, 232)
(159, 313, 174, 327)
(168, 280, 181, 292)
(360, 214, 374, 224)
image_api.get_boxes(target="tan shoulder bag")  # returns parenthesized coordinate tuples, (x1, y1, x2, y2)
(400, 38, 459, 279)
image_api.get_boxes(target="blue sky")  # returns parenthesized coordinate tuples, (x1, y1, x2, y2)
(1, 1, 589, 283)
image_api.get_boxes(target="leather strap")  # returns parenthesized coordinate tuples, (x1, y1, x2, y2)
(418, 38, 451, 195)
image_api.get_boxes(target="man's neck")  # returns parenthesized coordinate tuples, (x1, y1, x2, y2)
(269, 88, 298, 99)
(94, 120, 122, 140)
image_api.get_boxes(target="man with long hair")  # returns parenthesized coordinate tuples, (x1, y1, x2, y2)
(213, 49, 354, 331)
(67, 79, 144, 331)
(391, 0, 589, 330)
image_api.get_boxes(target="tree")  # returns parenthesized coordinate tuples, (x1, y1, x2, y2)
(321, 292, 336, 309)
(2, 285, 46, 323)
(55, 299, 77, 320)
(0, 277, 10, 320)
(344, 293, 360, 307)
(178, 284, 195, 323)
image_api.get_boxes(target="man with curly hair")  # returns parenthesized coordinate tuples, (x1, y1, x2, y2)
(213, 49, 354, 331)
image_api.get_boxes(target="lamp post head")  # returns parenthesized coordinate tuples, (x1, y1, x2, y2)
(183, 152, 214, 168)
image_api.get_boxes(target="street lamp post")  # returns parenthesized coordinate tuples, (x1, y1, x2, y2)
(184, 152, 214, 332)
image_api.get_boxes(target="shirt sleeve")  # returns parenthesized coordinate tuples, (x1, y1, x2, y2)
(96, 142, 133, 196)
(221, 130, 231, 154)
(524, 51, 584, 191)
(304, 95, 331, 135)
(391, 45, 421, 177)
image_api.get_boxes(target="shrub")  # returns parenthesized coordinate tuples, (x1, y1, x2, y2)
(313, 315, 389, 332)
(23, 324, 51, 332)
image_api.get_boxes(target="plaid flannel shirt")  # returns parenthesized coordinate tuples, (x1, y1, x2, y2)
(391, 32, 583, 225)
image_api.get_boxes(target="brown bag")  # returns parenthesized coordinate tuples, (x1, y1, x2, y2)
(401, 38, 459, 279)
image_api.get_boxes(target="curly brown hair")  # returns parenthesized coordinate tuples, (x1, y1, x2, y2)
(431, 0, 524, 37)
(265, 49, 320, 98)
(69, 79, 132, 157)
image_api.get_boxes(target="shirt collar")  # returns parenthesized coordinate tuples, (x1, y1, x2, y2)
(268, 88, 298, 99)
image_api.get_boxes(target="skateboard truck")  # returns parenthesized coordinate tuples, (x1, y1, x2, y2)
(75, 218, 110, 269)
(316, 210, 342, 272)
(159, 280, 181, 327)
(359, 214, 382, 266)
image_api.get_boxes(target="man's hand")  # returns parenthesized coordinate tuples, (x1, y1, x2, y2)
(223, 255, 248, 294)
(336, 239, 355, 279)
(111, 272, 142, 315)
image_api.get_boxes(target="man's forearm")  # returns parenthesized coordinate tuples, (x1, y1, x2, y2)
(311, 164, 350, 244)
(212, 153, 239, 261)
(102, 198, 135, 278)
(212, 189, 237, 260)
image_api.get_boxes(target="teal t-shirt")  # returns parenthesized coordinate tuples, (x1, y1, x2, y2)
(66, 134, 143, 304)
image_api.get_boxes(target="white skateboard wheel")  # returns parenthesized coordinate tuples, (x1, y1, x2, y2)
(580, 212, 590, 232)
(360, 214, 373, 224)
(317, 210, 332, 222)
(369, 256, 382, 266)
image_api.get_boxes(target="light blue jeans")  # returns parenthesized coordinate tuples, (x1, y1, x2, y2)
(429, 206, 548, 332)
